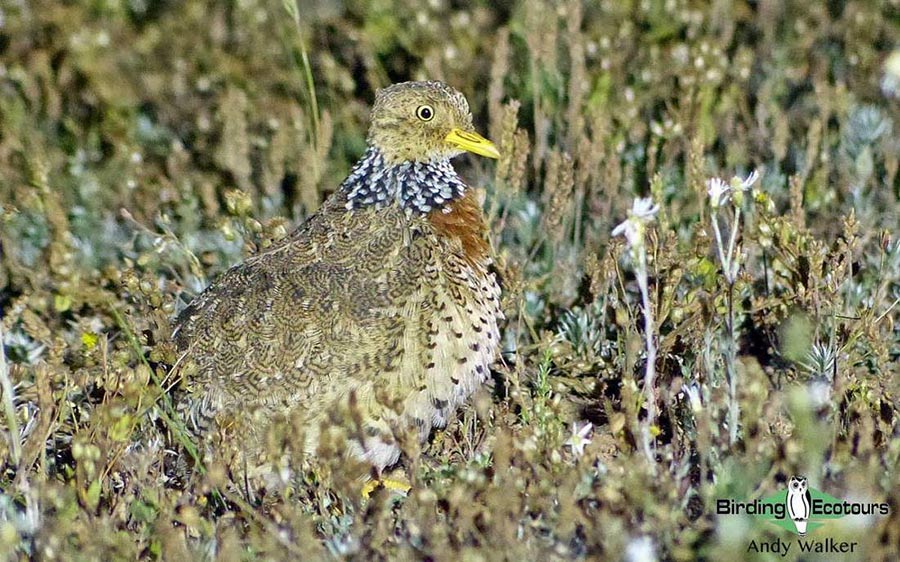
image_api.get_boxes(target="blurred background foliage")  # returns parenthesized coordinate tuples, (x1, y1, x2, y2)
(0, 0, 898, 560)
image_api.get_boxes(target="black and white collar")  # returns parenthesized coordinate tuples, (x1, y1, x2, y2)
(342, 147, 467, 215)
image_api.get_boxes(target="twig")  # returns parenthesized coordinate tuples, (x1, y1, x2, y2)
(108, 307, 205, 473)
(635, 242, 658, 468)
(0, 321, 21, 465)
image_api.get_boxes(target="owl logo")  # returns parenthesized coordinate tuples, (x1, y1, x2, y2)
(786, 476, 811, 536)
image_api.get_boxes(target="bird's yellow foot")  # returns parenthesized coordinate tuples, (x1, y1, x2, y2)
(361, 477, 411, 499)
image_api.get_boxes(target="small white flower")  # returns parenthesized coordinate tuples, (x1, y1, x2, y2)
(708, 170, 759, 209)
(611, 218, 640, 248)
(630, 197, 660, 220)
(706, 177, 730, 208)
(730, 169, 759, 191)
(612, 197, 659, 248)
(564, 421, 593, 458)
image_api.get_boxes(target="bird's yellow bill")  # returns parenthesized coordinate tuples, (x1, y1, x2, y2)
(445, 128, 500, 159)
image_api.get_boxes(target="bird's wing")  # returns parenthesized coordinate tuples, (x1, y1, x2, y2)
(172, 194, 431, 423)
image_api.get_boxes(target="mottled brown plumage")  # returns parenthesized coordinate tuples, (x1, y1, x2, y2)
(172, 81, 502, 480)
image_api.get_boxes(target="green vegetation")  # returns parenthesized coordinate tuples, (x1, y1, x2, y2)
(1, 0, 897, 559)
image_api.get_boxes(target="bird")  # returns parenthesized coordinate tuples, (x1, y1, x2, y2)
(171, 81, 502, 487)
(786, 475, 811, 536)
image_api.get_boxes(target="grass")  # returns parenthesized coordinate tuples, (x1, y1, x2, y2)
(1, 0, 898, 560)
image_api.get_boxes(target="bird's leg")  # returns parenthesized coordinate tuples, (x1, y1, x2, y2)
(361, 466, 412, 498)
(380, 476, 412, 495)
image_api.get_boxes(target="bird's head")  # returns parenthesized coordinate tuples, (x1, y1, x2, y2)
(789, 476, 808, 492)
(367, 81, 499, 164)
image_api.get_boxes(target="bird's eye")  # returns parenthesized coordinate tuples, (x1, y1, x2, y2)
(416, 105, 434, 121)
